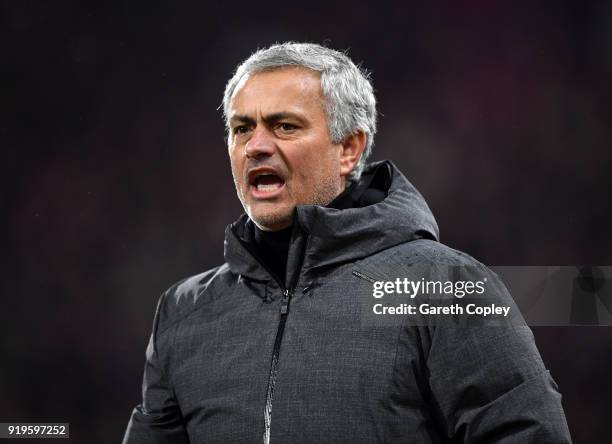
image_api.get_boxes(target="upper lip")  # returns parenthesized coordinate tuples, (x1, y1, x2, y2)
(247, 167, 286, 186)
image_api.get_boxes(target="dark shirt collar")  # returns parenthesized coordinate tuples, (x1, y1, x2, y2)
(252, 224, 293, 283)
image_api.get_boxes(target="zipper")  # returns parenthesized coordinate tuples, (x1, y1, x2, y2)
(232, 228, 305, 444)
(352, 269, 377, 283)
(263, 269, 371, 442)
(263, 288, 293, 444)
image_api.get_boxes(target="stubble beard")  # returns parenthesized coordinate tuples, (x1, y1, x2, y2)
(234, 171, 344, 232)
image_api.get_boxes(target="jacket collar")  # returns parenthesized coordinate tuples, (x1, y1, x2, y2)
(224, 160, 439, 283)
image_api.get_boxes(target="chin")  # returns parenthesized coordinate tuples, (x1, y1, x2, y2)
(250, 210, 293, 231)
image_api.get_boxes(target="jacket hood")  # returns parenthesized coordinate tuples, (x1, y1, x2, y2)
(224, 160, 439, 282)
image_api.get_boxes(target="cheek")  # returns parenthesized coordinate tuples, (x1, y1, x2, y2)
(294, 155, 336, 195)
(228, 150, 243, 180)
(311, 145, 340, 174)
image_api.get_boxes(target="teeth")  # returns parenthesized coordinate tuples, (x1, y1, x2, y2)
(257, 183, 281, 191)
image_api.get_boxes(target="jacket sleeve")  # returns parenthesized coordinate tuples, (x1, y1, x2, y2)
(123, 292, 189, 444)
(423, 267, 572, 443)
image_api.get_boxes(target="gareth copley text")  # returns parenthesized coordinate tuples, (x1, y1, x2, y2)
(372, 303, 511, 317)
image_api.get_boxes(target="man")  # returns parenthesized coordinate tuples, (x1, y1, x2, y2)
(123, 43, 571, 443)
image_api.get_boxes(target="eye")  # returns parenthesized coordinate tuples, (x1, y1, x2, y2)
(233, 125, 251, 135)
(277, 122, 298, 133)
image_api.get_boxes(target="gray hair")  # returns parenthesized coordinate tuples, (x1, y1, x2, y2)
(222, 42, 377, 182)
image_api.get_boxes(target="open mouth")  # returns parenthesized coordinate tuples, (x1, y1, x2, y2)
(248, 171, 286, 198)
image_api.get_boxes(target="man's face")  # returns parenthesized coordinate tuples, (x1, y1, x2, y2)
(228, 67, 345, 231)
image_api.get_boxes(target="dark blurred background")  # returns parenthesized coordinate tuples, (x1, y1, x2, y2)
(2, 1, 611, 442)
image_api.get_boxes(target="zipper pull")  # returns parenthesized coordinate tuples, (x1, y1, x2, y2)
(280, 289, 291, 315)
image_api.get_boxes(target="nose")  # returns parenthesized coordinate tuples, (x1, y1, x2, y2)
(244, 127, 276, 159)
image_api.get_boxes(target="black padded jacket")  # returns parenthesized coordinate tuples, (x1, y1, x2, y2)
(123, 161, 571, 443)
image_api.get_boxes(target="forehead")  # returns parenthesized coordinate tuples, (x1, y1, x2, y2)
(229, 67, 324, 117)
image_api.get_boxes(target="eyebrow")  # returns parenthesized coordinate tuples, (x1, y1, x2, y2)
(229, 112, 306, 127)
(229, 114, 256, 126)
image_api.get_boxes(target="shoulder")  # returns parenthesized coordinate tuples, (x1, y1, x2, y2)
(153, 263, 235, 335)
(374, 238, 487, 268)
(364, 239, 509, 296)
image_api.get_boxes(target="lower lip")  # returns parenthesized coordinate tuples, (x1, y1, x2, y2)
(249, 182, 286, 199)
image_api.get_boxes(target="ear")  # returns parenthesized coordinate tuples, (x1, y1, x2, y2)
(339, 130, 367, 178)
